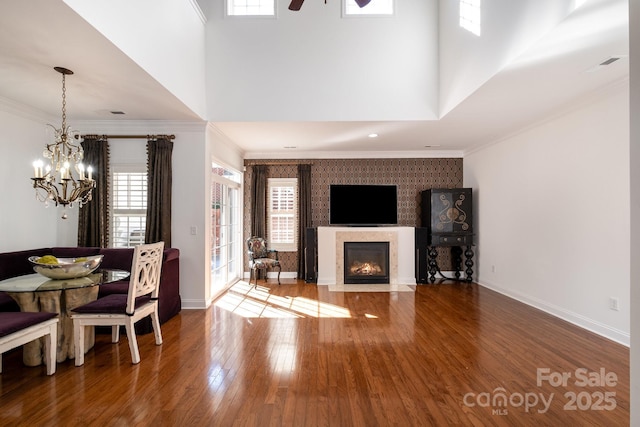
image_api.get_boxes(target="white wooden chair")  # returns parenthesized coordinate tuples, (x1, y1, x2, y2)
(71, 242, 164, 365)
(0, 312, 58, 375)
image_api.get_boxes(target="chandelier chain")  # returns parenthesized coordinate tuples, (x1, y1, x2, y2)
(61, 72, 67, 131)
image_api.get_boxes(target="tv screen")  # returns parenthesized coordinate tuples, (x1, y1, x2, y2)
(329, 184, 398, 225)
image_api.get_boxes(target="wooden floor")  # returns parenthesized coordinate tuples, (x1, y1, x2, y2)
(0, 280, 629, 426)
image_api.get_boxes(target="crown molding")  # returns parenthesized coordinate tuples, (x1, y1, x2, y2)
(206, 122, 245, 156)
(73, 119, 207, 135)
(188, 0, 207, 24)
(0, 95, 55, 124)
(242, 149, 464, 160)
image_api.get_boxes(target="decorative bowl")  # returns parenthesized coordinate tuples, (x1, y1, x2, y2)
(28, 255, 104, 280)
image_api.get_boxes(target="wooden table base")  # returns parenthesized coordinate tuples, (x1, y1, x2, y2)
(9, 287, 99, 365)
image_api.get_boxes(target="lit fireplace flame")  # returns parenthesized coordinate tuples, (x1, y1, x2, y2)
(349, 262, 383, 276)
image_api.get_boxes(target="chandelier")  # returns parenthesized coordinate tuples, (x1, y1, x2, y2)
(31, 67, 95, 219)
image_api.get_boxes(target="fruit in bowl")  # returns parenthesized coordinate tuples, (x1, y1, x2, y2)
(28, 255, 104, 280)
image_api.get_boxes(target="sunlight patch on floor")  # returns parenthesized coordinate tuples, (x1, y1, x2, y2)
(214, 281, 353, 318)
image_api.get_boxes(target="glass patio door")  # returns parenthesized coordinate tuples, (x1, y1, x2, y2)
(211, 163, 241, 298)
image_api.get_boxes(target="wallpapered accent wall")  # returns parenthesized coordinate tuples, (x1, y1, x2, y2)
(243, 158, 463, 275)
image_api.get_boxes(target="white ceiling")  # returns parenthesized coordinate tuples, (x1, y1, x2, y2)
(0, 0, 628, 157)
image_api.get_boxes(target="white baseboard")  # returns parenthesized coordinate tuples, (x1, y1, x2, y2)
(181, 299, 208, 309)
(477, 278, 630, 347)
(243, 271, 298, 280)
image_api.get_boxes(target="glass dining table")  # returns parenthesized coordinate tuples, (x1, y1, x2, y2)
(0, 269, 129, 366)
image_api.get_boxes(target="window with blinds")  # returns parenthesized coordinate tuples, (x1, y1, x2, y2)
(267, 178, 298, 252)
(111, 167, 147, 248)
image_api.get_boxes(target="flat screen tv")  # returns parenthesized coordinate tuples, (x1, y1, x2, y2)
(329, 184, 398, 226)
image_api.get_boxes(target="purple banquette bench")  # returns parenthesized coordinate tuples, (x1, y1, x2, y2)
(0, 247, 180, 334)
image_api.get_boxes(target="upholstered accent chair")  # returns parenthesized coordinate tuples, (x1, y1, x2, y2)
(0, 312, 58, 375)
(246, 236, 281, 287)
(71, 242, 164, 365)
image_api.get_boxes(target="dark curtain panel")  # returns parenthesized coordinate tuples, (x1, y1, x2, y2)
(146, 138, 173, 247)
(297, 164, 312, 279)
(250, 165, 267, 238)
(250, 165, 267, 279)
(77, 137, 109, 248)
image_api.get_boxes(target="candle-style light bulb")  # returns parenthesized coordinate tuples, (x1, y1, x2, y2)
(62, 161, 70, 180)
(32, 160, 43, 178)
(87, 166, 93, 181)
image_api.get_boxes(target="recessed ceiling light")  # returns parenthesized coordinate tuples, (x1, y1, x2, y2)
(424, 145, 441, 148)
(284, 146, 297, 149)
(368, 133, 378, 138)
(110, 111, 126, 115)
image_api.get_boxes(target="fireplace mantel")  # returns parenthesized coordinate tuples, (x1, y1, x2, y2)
(316, 227, 416, 285)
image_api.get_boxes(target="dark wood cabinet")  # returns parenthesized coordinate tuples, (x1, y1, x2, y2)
(417, 188, 475, 283)
(421, 188, 473, 235)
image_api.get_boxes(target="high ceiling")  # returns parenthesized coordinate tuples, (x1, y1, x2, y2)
(0, 0, 628, 157)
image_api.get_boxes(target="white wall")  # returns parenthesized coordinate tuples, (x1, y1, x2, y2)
(439, 0, 575, 116)
(464, 82, 630, 344)
(62, 0, 208, 119)
(0, 103, 60, 251)
(172, 124, 209, 309)
(629, 0, 639, 421)
(205, 0, 438, 121)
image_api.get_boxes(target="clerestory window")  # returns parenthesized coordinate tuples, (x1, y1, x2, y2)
(460, 0, 481, 36)
(227, 0, 275, 16)
(344, 0, 394, 16)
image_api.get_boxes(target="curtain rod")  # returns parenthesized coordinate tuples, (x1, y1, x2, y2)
(80, 134, 175, 140)
(245, 162, 314, 166)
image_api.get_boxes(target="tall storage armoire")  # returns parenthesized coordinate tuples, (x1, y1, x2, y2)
(416, 188, 474, 283)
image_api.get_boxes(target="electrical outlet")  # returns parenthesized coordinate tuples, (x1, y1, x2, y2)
(609, 297, 620, 311)
(491, 265, 496, 273)
(190, 226, 197, 235)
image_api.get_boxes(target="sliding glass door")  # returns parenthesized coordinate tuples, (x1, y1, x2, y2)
(211, 163, 242, 298)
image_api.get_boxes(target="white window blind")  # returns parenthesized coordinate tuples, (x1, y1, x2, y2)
(267, 178, 298, 252)
(111, 167, 147, 248)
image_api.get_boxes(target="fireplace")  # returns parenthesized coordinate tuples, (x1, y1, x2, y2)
(316, 227, 416, 285)
(344, 242, 390, 284)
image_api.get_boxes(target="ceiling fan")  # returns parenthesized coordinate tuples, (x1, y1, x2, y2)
(289, 0, 371, 11)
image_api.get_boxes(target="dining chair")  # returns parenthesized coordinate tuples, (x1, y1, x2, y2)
(71, 241, 164, 366)
(0, 312, 58, 375)
(246, 236, 281, 287)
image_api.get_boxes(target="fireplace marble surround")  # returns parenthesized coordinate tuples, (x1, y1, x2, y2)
(317, 227, 416, 285)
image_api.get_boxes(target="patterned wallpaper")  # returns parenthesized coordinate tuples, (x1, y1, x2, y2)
(243, 158, 463, 274)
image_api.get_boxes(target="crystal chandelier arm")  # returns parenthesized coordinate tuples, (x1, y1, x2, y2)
(32, 177, 61, 206)
(66, 178, 95, 207)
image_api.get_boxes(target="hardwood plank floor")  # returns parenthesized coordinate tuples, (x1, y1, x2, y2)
(0, 280, 629, 426)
